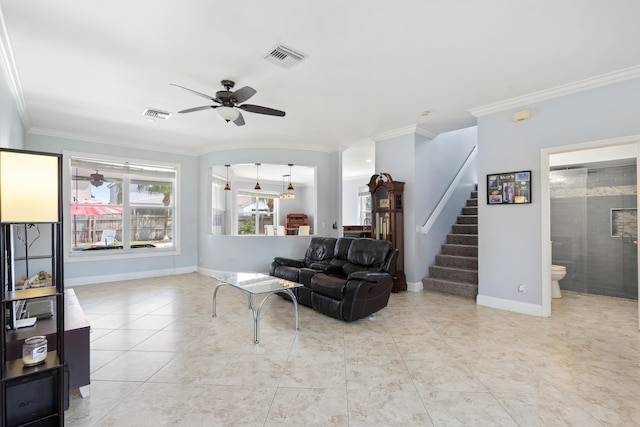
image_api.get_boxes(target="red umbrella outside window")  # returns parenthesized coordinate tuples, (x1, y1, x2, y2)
(71, 202, 122, 216)
(71, 201, 123, 247)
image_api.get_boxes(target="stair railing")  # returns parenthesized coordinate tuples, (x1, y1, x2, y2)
(418, 145, 477, 235)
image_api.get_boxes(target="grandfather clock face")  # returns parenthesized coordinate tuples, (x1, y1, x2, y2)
(376, 188, 389, 210)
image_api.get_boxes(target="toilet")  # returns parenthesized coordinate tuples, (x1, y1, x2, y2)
(551, 265, 566, 298)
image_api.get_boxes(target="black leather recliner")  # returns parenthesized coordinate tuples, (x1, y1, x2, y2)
(270, 237, 397, 321)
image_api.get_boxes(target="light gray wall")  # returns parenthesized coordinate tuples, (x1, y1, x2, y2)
(25, 133, 199, 285)
(477, 77, 640, 313)
(375, 133, 417, 282)
(415, 127, 477, 285)
(198, 148, 341, 274)
(0, 64, 24, 148)
(374, 128, 478, 287)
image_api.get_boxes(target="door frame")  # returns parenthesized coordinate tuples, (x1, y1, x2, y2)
(541, 135, 640, 327)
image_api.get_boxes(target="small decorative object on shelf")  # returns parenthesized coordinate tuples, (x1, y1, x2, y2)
(368, 172, 406, 292)
(22, 336, 48, 366)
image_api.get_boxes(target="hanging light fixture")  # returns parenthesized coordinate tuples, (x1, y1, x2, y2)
(254, 163, 261, 190)
(279, 174, 295, 199)
(287, 164, 295, 191)
(224, 164, 231, 191)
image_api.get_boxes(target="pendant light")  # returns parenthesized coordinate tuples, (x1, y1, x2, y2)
(287, 164, 295, 191)
(224, 164, 231, 191)
(254, 163, 261, 190)
(279, 174, 295, 199)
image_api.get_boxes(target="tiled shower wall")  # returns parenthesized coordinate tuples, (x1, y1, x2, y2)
(551, 165, 638, 299)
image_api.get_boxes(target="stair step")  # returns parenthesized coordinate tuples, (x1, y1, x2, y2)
(429, 265, 478, 284)
(422, 277, 478, 299)
(470, 191, 478, 199)
(456, 215, 478, 225)
(441, 244, 478, 257)
(461, 206, 477, 215)
(446, 234, 477, 246)
(435, 254, 478, 269)
(466, 199, 478, 207)
(452, 224, 478, 235)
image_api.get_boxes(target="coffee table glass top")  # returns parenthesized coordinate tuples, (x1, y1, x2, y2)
(211, 271, 303, 294)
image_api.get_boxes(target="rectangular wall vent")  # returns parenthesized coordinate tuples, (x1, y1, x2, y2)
(142, 108, 172, 120)
(264, 44, 308, 69)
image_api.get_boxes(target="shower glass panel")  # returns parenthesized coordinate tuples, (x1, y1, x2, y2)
(550, 169, 588, 293)
(550, 165, 638, 299)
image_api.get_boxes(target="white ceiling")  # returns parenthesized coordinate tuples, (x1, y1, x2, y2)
(2, 1, 640, 182)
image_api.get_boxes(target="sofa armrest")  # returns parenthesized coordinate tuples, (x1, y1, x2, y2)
(309, 263, 343, 274)
(273, 257, 305, 268)
(347, 271, 390, 282)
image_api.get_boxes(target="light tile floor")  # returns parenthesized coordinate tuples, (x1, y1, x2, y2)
(65, 273, 640, 426)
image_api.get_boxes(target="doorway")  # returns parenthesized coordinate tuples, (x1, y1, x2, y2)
(549, 165, 637, 298)
(542, 139, 640, 327)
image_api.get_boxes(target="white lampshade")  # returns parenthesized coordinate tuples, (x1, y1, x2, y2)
(217, 106, 240, 122)
(0, 150, 60, 223)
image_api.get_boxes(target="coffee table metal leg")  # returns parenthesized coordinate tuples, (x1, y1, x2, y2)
(213, 281, 300, 344)
(281, 288, 299, 332)
(212, 283, 223, 317)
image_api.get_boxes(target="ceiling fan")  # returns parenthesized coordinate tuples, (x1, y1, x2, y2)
(73, 170, 105, 187)
(170, 80, 286, 126)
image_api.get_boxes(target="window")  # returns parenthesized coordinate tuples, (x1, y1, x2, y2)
(211, 175, 226, 235)
(69, 155, 177, 254)
(236, 190, 278, 235)
(358, 186, 372, 226)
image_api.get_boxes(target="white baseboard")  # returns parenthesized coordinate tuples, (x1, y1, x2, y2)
(406, 281, 423, 292)
(66, 266, 197, 287)
(476, 294, 546, 317)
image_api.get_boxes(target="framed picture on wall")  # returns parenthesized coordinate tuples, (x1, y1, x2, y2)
(487, 170, 531, 204)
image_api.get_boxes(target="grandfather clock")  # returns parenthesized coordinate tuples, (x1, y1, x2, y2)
(368, 172, 406, 292)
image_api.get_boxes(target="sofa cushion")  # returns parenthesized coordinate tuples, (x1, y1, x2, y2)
(271, 265, 302, 282)
(343, 238, 392, 276)
(304, 237, 337, 267)
(310, 273, 346, 300)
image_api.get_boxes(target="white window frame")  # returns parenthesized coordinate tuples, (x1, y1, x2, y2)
(211, 175, 227, 235)
(64, 151, 180, 261)
(357, 186, 372, 226)
(236, 189, 279, 235)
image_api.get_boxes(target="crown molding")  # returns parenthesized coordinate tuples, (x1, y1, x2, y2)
(28, 127, 199, 157)
(196, 141, 342, 155)
(469, 65, 640, 117)
(0, 6, 30, 129)
(30, 127, 344, 157)
(371, 124, 438, 142)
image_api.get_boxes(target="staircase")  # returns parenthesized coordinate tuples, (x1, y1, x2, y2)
(422, 187, 478, 298)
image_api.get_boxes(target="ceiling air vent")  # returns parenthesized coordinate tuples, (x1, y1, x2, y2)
(264, 44, 308, 69)
(142, 108, 172, 120)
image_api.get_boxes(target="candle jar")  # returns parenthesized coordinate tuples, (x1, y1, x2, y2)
(22, 335, 47, 366)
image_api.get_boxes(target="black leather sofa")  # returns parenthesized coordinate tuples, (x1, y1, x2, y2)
(270, 237, 398, 321)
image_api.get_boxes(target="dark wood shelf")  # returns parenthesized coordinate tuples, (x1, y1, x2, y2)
(1, 287, 60, 303)
(2, 352, 60, 382)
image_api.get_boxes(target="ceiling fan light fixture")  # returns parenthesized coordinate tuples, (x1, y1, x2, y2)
(90, 171, 104, 187)
(217, 106, 240, 122)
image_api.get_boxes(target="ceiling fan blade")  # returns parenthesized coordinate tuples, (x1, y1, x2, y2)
(230, 86, 257, 103)
(178, 105, 216, 114)
(170, 84, 221, 103)
(233, 111, 246, 126)
(238, 104, 286, 117)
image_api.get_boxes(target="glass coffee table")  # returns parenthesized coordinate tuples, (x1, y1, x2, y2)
(211, 271, 303, 344)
